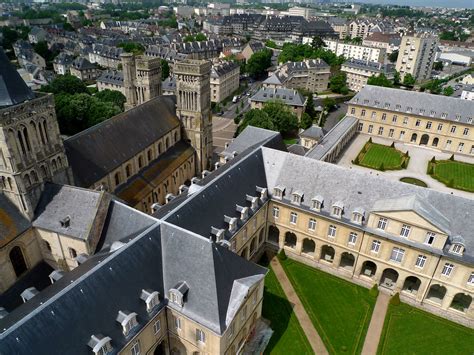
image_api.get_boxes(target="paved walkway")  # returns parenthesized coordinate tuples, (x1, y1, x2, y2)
(270, 257, 329, 355)
(360, 292, 390, 355)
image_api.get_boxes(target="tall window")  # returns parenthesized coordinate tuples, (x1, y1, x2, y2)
(463, 128, 469, 136)
(426, 121, 432, 129)
(174, 317, 181, 330)
(392, 115, 397, 123)
(351, 107, 355, 114)
(415, 255, 427, 269)
(328, 225, 336, 238)
(381, 113, 386, 121)
(69, 248, 77, 259)
(388, 129, 394, 138)
(348, 232, 357, 245)
(290, 212, 297, 224)
(368, 125, 373, 133)
(272, 206, 279, 218)
(153, 320, 161, 334)
(390, 247, 405, 263)
(378, 127, 384, 135)
(450, 126, 456, 133)
(308, 218, 316, 231)
(415, 119, 421, 126)
(425, 232, 435, 245)
(377, 217, 387, 230)
(468, 272, 474, 285)
(361, 109, 366, 116)
(452, 244, 463, 254)
(400, 224, 411, 238)
(196, 329, 206, 343)
(131, 340, 141, 355)
(441, 263, 454, 277)
(371, 240, 381, 253)
(437, 123, 443, 131)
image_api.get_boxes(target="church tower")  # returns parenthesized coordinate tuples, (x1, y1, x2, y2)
(121, 53, 162, 111)
(0, 48, 72, 219)
(175, 59, 213, 174)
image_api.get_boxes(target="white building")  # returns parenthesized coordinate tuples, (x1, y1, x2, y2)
(324, 39, 386, 63)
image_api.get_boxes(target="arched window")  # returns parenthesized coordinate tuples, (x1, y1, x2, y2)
(158, 142, 162, 155)
(42, 120, 49, 142)
(24, 173, 31, 187)
(38, 121, 46, 145)
(174, 131, 178, 143)
(22, 126, 31, 152)
(17, 130, 27, 155)
(31, 170, 38, 182)
(165, 137, 170, 150)
(125, 164, 132, 178)
(10, 246, 28, 277)
(114, 172, 121, 186)
(147, 149, 152, 162)
(40, 165, 48, 178)
(138, 156, 143, 169)
(57, 156, 62, 168)
(7, 177, 13, 190)
(52, 159, 57, 171)
(44, 240, 52, 252)
(68, 247, 77, 259)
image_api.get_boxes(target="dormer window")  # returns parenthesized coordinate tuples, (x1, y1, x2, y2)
(273, 186, 285, 199)
(256, 186, 268, 202)
(236, 205, 248, 221)
(449, 236, 465, 256)
(351, 208, 364, 225)
(224, 215, 238, 233)
(140, 289, 160, 312)
(116, 311, 138, 337)
(311, 195, 324, 211)
(169, 281, 189, 307)
(211, 226, 226, 242)
(246, 194, 259, 211)
(292, 191, 303, 205)
(88, 335, 112, 355)
(331, 202, 344, 218)
(451, 244, 464, 255)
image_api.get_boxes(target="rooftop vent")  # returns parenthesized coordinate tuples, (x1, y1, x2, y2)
(75, 253, 88, 265)
(191, 177, 200, 184)
(179, 185, 189, 194)
(236, 204, 249, 222)
(224, 215, 238, 233)
(60, 216, 70, 228)
(214, 162, 220, 170)
(49, 270, 64, 284)
(20, 287, 39, 303)
(256, 186, 268, 202)
(116, 310, 138, 337)
(246, 194, 259, 211)
(211, 226, 226, 242)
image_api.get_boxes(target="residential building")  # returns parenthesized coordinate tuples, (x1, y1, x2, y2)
(250, 87, 307, 119)
(349, 85, 474, 156)
(460, 85, 474, 101)
(241, 41, 266, 62)
(52, 53, 74, 75)
(341, 59, 395, 92)
(210, 60, 240, 103)
(324, 39, 386, 63)
(96, 70, 125, 94)
(396, 34, 438, 82)
(299, 124, 324, 149)
(88, 43, 123, 69)
(363, 33, 401, 54)
(69, 57, 99, 81)
(328, 17, 348, 39)
(27, 27, 47, 44)
(285, 6, 315, 20)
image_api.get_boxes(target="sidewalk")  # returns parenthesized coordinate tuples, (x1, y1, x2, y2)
(271, 257, 329, 355)
(360, 292, 390, 355)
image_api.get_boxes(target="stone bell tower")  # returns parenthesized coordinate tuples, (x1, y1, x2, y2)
(174, 59, 213, 174)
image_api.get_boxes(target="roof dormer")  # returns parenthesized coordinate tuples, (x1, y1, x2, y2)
(256, 186, 268, 202)
(273, 185, 285, 200)
(246, 194, 259, 211)
(292, 191, 303, 206)
(211, 226, 226, 242)
(236, 204, 248, 222)
(331, 201, 344, 218)
(449, 236, 465, 256)
(224, 215, 238, 233)
(352, 207, 365, 225)
(49, 270, 64, 284)
(88, 335, 112, 355)
(169, 281, 189, 307)
(116, 310, 138, 337)
(140, 289, 160, 313)
(311, 195, 324, 212)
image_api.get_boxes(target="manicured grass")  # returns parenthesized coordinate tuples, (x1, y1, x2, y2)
(281, 259, 376, 355)
(399, 177, 428, 187)
(354, 141, 409, 171)
(283, 138, 298, 145)
(261, 264, 313, 354)
(428, 159, 474, 192)
(378, 302, 474, 355)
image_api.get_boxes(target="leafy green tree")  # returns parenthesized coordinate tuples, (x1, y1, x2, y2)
(42, 74, 88, 95)
(305, 94, 317, 119)
(300, 112, 313, 129)
(329, 72, 349, 94)
(238, 109, 275, 133)
(265, 40, 277, 48)
(246, 49, 272, 79)
(393, 71, 401, 85)
(262, 101, 299, 134)
(443, 86, 454, 96)
(33, 40, 58, 67)
(161, 59, 170, 80)
(367, 73, 394, 88)
(322, 97, 337, 110)
(278, 43, 344, 67)
(118, 42, 145, 55)
(433, 61, 444, 71)
(351, 37, 362, 45)
(311, 36, 325, 49)
(195, 32, 207, 41)
(95, 89, 126, 110)
(388, 50, 399, 63)
(422, 79, 442, 94)
(402, 73, 415, 87)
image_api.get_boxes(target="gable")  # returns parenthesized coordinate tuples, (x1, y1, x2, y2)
(374, 211, 447, 235)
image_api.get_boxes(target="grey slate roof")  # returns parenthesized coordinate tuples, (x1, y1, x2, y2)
(64, 95, 180, 187)
(97, 70, 124, 86)
(300, 125, 324, 140)
(350, 85, 474, 125)
(250, 87, 306, 107)
(0, 47, 35, 108)
(0, 194, 31, 248)
(71, 57, 96, 70)
(342, 58, 395, 74)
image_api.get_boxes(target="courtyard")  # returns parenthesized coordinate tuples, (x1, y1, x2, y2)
(280, 259, 376, 355)
(377, 302, 474, 355)
(354, 140, 408, 171)
(428, 159, 474, 192)
(337, 134, 474, 198)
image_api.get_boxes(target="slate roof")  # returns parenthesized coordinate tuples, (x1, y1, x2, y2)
(250, 87, 306, 107)
(64, 95, 180, 187)
(0, 47, 35, 108)
(342, 58, 395, 74)
(97, 70, 124, 86)
(211, 61, 239, 78)
(71, 57, 96, 70)
(299, 125, 324, 140)
(0, 194, 31, 248)
(0, 222, 266, 353)
(350, 85, 474, 125)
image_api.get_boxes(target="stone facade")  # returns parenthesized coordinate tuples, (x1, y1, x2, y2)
(210, 61, 240, 103)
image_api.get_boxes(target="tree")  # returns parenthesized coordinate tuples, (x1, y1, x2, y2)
(42, 74, 88, 95)
(300, 112, 313, 129)
(305, 94, 317, 119)
(246, 49, 272, 79)
(443, 86, 454, 96)
(322, 97, 336, 111)
(195, 32, 207, 41)
(393, 71, 401, 85)
(161, 59, 170, 80)
(388, 50, 399, 63)
(118, 42, 145, 55)
(95, 89, 127, 110)
(329, 72, 349, 94)
(433, 61, 444, 71)
(367, 73, 394, 88)
(238, 109, 275, 133)
(402, 73, 415, 87)
(351, 36, 362, 45)
(265, 40, 277, 49)
(33, 40, 58, 68)
(311, 36, 325, 49)
(422, 79, 442, 94)
(262, 101, 299, 134)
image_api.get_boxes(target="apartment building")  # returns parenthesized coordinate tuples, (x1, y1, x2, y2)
(250, 87, 307, 119)
(324, 39, 386, 63)
(341, 59, 395, 92)
(349, 86, 474, 156)
(363, 33, 401, 54)
(396, 34, 438, 82)
(210, 61, 240, 103)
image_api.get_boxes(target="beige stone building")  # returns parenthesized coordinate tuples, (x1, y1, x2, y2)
(349, 85, 474, 156)
(341, 58, 395, 92)
(250, 87, 307, 119)
(210, 60, 240, 103)
(69, 57, 99, 81)
(396, 34, 438, 82)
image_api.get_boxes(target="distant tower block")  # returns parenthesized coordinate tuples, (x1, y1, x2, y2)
(175, 59, 213, 174)
(121, 53, 162, 111)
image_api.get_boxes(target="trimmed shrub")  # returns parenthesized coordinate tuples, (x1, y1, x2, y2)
(379, 163, 385, 171)
(447, 178, 454, 188)
(368, 137, 373, 143)
(234, 116, 241, 124)
(449, 154, 455, 161)
(277, 249, 287, 261)
(369, 284, 379, 298)
(427, 164, 434, 175)
(405, 151, 409, 157)
(401, 160, 407, 169)
(390, 293, 401, 306)
(353, 156, 360, 165)
(431, 156, 436, 163)
(390, 142, 395, 148)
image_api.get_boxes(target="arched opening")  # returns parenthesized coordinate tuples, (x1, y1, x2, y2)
(360, 260, 377, 277)
(7, 177, 13, 190)
(17, 130, 27, 155)
(450, 293, 472, 313)
(410, 133, 418, 143)
(284, 232, 297, 248)
(138, 156, 143, 169)
(57, 156, 62, 167)
(339, 252, 355, 269)
(38, 121, 46, 145)
(268, 225, 279, 245)
(380, 268, 399, 289)
(31, 170, 38, 183)
(249, 238, 257, 256)
(10, 246, 28, 277)
(147, 149, 152, 162)
(426, 284, 447, 304)
(114, 172, 121, 186)
(22, 126, 31, 151)
(258, 228, 264, 245)
(165, 137, 170, 149)
(241, 247, 248, 259)
(40, 165, 48, 178)
(420, 134, 429, 145)
(42, 120, 49, 142)
(158, 142, 162, 155)
(52, 159, 57, 171)
(432, 137, 439, 147)
(153, 341, 165, 355)
(402, 276, 421, 295)
(125, 164, 132, 178)
(302, 238, 315, 255)
(24, 173, 31, 187)
(320, 245, 335, 262)
(174, 131, 178, 143)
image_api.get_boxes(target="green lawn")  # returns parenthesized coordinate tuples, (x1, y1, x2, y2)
(281, 259, 376, 355)
(283, 138, 298, 145)
(262, 264, 313, 354)
(428, 159, 474, 192)
(355, 141, 409, 171)
(399, 177, 428, 187)
(378, 302, 474, 355)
